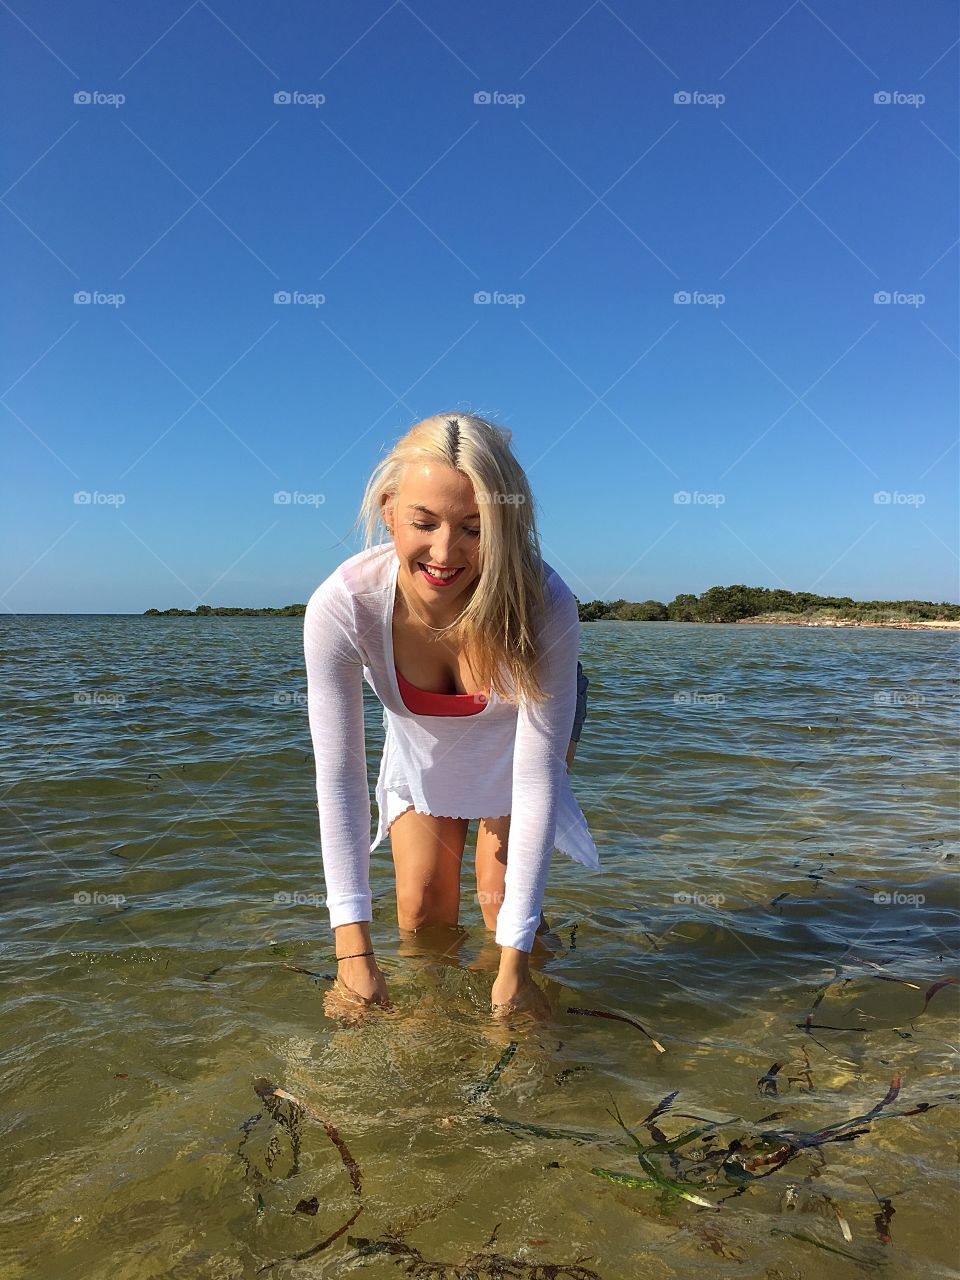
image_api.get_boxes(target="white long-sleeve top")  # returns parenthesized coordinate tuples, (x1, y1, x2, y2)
(303, 542, 601, 952)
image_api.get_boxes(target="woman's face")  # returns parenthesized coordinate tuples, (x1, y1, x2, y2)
(384, 462, 482, 612)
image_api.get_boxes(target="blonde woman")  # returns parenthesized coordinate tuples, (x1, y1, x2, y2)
(303, 412, 599, 1018)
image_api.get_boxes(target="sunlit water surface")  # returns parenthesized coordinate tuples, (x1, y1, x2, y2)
(1, 615, 958, 1279)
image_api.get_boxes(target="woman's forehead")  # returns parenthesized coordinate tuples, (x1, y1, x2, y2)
(398, 462, 477, 508)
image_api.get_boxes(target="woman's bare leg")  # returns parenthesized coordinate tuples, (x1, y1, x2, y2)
(475, 815, 556, 937)
(388, 807, 469, 930)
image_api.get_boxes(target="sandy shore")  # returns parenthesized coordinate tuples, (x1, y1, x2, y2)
(736, 615, 960, 631)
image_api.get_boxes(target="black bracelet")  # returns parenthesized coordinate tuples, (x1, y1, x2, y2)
(336, 949, 375, 961)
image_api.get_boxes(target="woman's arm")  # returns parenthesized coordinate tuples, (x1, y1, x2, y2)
(495, 574, 581, 955)
(303, 573, 374, 934)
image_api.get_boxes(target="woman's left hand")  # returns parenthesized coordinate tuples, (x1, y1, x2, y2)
(491, 967, 551, 1019)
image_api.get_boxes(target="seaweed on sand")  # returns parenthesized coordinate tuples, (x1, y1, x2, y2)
(798, 964, 958, 1045)
(347, 1234, 602, 1278)
(576, 1070, 944, 1248)
(591, 1099, 719, 1209)
(914, 975, 958, 1020)
(567, 1006, 666, 1053)
(240, 1079, 365, 1274)
(466, 1041, 520, 1104)
(478, 1114, 604, 1144)
(758, 1044, 814, 1095)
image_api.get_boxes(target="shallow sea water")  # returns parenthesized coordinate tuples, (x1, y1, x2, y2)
(1, 615, 958, 1279)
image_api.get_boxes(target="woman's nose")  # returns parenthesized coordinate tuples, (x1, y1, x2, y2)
(430, 530, 459, 562)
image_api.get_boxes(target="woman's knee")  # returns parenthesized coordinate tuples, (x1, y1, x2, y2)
(396, 882, 459, 930)
(390, 809, 467, 929)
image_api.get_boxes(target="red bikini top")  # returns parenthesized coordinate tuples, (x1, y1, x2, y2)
(395, 665, 488, 716)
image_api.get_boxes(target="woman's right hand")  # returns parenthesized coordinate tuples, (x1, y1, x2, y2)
(323, 956, 392, 1024)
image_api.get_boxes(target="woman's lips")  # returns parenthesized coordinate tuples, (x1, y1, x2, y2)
(417, 563, 465, 587)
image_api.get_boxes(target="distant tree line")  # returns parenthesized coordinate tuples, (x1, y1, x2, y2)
(143, 604, 304, 617)
(144, 585, 959, 622)
(574, 585, 960, 623)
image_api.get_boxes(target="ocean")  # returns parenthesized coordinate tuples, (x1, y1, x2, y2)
(1, 614, 957, 1278)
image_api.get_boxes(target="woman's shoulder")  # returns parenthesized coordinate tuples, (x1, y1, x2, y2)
(305, 543, 394, 624)
(311, 543, 394, 599)
(539, 559, 577, 617)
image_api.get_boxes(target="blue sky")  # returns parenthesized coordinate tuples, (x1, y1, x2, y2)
(3, 0, 957, 613)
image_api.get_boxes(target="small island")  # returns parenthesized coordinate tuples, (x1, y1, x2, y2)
(144, 586, 960, 629)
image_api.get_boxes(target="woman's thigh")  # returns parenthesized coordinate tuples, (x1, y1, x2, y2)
(389, 807, 469, 930)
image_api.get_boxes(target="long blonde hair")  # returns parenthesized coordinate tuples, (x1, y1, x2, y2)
(353, 412, 549, 706)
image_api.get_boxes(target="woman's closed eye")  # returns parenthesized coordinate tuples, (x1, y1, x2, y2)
(411, 521, 480, 538)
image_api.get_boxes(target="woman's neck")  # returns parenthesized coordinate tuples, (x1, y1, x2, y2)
(396, 566, 474, 636)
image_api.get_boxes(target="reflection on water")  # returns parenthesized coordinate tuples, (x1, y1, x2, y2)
(0, 615, 957, 1278)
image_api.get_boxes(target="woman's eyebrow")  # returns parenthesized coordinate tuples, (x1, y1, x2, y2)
(407, 504, 480, 520)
